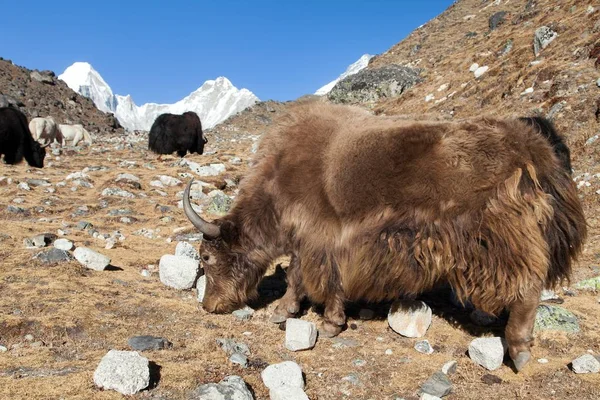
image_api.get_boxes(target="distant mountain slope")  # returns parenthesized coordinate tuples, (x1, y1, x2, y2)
(59, 62, 259, 131)
(0, 58, 123, 135)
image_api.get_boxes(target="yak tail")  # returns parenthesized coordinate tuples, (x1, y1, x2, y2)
(83, 128, 92, 145)
(519, 117, 572, 174)
(520, 117, 587, 287)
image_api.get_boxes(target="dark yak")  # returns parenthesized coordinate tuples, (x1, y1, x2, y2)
(148, 111, 207, 159)
(183, 103, 586, 372)
(0, 107, 46, 167)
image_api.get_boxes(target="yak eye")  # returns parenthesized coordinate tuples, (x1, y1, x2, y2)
(202, 255, 210, 262)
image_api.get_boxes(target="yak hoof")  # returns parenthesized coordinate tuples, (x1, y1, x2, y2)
(269, 313, 288, 324)
(319, 321, 343, 338)
(512, 351, 531, 372)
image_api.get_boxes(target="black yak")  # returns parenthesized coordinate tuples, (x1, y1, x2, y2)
(183, 103, 586, 372)
(148, 111, 206, 159)
(0, 107, 46, 167)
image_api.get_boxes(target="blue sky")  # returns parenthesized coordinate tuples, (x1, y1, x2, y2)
(2, 1, 454, 104)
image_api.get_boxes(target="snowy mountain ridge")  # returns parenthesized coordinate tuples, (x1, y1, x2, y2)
(315, 54, 373, 95)
(59, 62, 259, 131)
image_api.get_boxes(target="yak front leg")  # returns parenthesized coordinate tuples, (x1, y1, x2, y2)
(271, 254, 306, 323)
(319, 259, 346, 338)
(505, 284, 542, 372)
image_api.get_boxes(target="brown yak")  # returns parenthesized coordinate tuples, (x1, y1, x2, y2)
(183, 103, 586, 372)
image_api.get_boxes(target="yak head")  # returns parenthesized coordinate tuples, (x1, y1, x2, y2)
(183, 180, 264, 313)
(26, 140, 48, 168)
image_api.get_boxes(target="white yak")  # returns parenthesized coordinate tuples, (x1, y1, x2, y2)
(58, 124, 92, 146)
(29, 116, 61, 145)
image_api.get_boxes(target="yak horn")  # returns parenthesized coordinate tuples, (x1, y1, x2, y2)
(183, 179, 221, 239)
(40, 141, 50, 149)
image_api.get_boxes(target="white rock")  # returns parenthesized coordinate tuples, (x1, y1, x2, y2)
(537, 358, 549, 364)
(18, 182, 30, 191)
(158, 175, 182, 186)
(193, 375, 254, 400)
(474, 66, 489, 78)
(420, 394, 442, 400)
(187, 161, 226, 177)
(53, 238, 74, 251)
(388, 300, 432, 338)
(520, 87, 534, 96)
(469, 63, 479, 72)
(0, 345, 7, 352)
(285, 319, 318, 351)
(414, 340, 434, 354)
(425, 94, 435, 102)
(572, 354, 600, 373)
(149, 180, 164, 188)
(437, 83, 449, 92)
(93, 350, 149, 395)
(73, 247, 111, 271)
(468, 337, 508, 371)
(196, 275, 207, 302)
(441, 360, 458, 375)
(261, 361, 304, 390)
(159, 254, 199, 290)
(175, 241, 200, 261)
(270, 387, 309, 400)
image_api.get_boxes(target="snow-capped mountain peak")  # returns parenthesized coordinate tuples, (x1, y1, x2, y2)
(59, 62, 259, 131)
(315, 54, 374, 95)
(59, 62, 116, 113)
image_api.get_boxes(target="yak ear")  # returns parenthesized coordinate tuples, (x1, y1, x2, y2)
(219, 220, 239, 244)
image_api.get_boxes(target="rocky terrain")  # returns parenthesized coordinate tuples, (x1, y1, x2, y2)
(0, 58, 124, 136)
(1, 0, 600, 399)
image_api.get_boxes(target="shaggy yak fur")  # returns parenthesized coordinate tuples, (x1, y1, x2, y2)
(0, 107, 46, 167)
(148, 111, 206, 158)
(184, 103, 586, 372)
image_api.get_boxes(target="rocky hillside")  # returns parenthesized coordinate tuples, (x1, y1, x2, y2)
(0, 58, 124, 136)
(327, 0, 600, 252)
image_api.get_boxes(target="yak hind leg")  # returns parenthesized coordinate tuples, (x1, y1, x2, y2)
(271, 255, 306, 323)
(505, 285, 542, 372)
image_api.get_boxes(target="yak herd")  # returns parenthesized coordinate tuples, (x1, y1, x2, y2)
(0, 101, 588, 373)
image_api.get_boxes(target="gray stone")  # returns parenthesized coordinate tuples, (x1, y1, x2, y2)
(229, 352, 248, 368)
(216, 338, 250, 356)
(331, 337, 359, 348)
(574, 276, 600, 291)
(53, 238, 74, 251)
(24, 233, 55, 248)
(93, 350, 150, 395)
(328, 64, 421, 105)
(115, 173, 141, 189)
(420, 371, 452, 398)
(534, 26, 558, 56)
(534, 305, 580, 333)
(388, 300, 432, 338)
(34, 248, 73, 264)
(175, 241, 200, 261)
(190, 375, 253, 400)
(441, 360, 458, 375)
(77, 221, 93, 230)
(206, 191, 233, 215)
(468, 337, 507, 371)
(158, 254, 199, 290)
(415, 340, 434, 354)
(232, 306, 254, 321)
(127, 335, 172, 351)
(30, 70, 54, 85)
(261, 361, 304, 390)
(197, 275, 206, 302)
(101, 187, 135, 198)
(7, 205, 28, 215)
(489, 11, 507, 30)
(285, 318, 318, 351)
(27, 179, 51, 187)
(73, 247, 111, 271)
(571, 354, 600, 373)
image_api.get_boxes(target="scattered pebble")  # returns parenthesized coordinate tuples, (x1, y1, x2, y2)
(127, 335, 172, 351)
(388, 300, 432, 338)
(191, 375, 254, 400)
(415, 340, 434, 354)
(468, 337, 507, 371)
(285, 319, 318, 351)
(93, 350, 150, 395)
(537, 358, 549, 364)
(73, 247, 111, 271)
(420, 371, 452, 398)
(229, 352, 248, 368)
(441, 360, 458, 375)
(571, 354, 600, 374)
(158, 254, 199, 290)
(232, 306, 255, 321)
